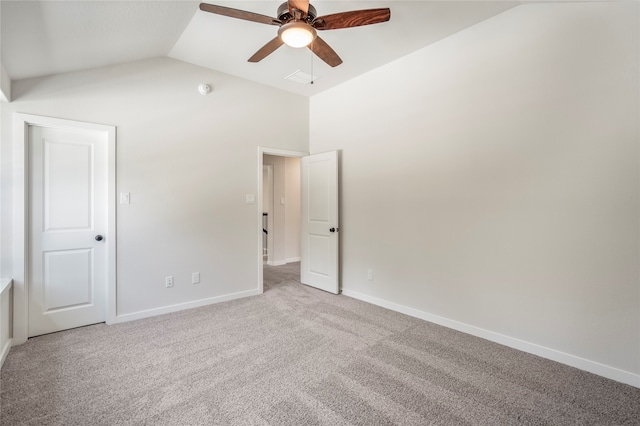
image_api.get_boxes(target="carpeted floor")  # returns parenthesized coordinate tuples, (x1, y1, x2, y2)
(1, 262, 639, 425)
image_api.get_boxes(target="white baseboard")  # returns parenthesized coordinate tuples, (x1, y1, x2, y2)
(115, 288, 261, 324)
(266, 259, 299, 266)
(342, 288, 640, 388)
(1, 338, 12, 369)
(1, 279, 13, 365)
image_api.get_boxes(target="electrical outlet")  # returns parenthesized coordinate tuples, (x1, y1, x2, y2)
(165, 276, 174, 288)
(192, 272, 200, 284)
(367, 270, 373, 281)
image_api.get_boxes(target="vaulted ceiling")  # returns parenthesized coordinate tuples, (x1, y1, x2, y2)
(1, 1, 520, 97)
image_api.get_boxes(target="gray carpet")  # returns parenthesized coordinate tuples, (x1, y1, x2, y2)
(1, 262, 639, 425)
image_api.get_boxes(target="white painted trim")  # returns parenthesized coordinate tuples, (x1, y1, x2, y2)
(267, 260, 287, 266)
(106, 125, 117, 325)
(115, 289, 261, 323)
(257, 147, 308, 294)
(0, 278, 11, 294)
(12, 113, 117, 344)
(260, 148, 308, 158)
(342, 288, 640, 388)
(13, 115, 27, 345)
(0, 338, 11, 368)
(286, 257, 301, 263)
(0, 279, 13, 368)
(1, 63, 11, 102)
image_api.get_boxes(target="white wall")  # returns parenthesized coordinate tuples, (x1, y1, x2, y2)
(310, 2, 639, 385)
(1, 57, 309, 320)
(285, 157, 301, 262)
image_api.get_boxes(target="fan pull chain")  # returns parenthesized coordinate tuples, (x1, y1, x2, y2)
(310, 41, 314, 85)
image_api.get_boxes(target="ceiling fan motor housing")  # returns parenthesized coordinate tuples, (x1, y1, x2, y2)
(198, 1, 391, 67)
(277, 2, 317, 22)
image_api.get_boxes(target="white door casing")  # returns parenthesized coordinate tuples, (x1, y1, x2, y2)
(12, 113, 116, 345)
(301, 151, 339, 294)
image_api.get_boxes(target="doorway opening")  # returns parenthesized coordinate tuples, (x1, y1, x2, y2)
(262, 154, 301, 290)
(257, 148, 307, 293)
(258, 148, 340, 295)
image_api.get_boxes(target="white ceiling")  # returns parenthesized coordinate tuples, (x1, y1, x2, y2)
(1, 1, 520, 97)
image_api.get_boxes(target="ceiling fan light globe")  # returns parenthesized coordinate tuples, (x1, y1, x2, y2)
(278, 21, 317, 48)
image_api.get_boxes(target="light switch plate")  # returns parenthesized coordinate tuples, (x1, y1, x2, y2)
(120, 192, 130, 204)
(246, 194, 256, 204)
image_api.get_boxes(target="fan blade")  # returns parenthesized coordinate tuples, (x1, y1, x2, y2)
(313, 8, 390, 30)
(288, 0, 309, 15)
(308, 36, 343, 67)
(199, 3, 281, 26)
(248, 37, 285, 63)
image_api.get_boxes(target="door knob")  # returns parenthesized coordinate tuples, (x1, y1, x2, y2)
(330, 228, 339, 233)
(95, 235, 104, 241)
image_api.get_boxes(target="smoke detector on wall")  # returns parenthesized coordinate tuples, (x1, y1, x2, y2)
(198, 83, 212, 95)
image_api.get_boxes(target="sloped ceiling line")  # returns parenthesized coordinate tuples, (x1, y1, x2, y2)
(1, 1, 519, 97)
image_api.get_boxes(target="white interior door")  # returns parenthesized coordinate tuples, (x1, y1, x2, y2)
(301, 151, 339, 294)
(28, 125, 108, 337)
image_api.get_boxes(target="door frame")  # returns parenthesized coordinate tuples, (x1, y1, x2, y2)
(13, 113, 117, 345)
(257, 147, 307, 293)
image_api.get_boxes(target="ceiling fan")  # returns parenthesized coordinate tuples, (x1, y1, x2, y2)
(199, 1, 391, 67)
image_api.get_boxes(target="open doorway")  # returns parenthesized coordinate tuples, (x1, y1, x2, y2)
(262, 164, 273, 264)
(258, 148, 340, 294)
(258, 149, 306, 292)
